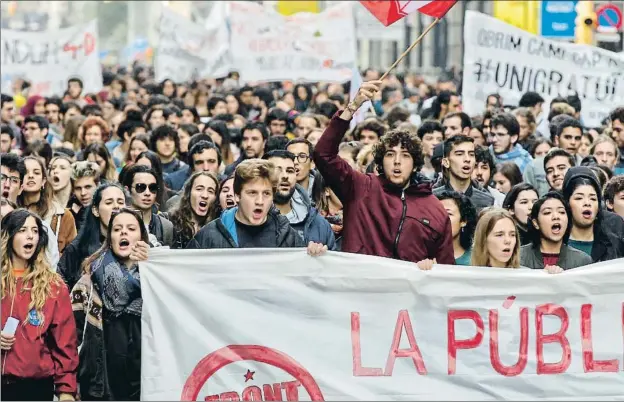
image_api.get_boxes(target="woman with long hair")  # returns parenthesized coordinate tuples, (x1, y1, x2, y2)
(17, 156, 77, 254)
(502, 183, 539, 246)
(63, 115, 86, 151)
(471, 208, 522, 268)
(167, 171, 220, 249)
(83, 143, 118, 182)
(71, 208, 149, 401)
(315, 175, 343, 249)
(436, 190, 477, 265)
(0, 209, 78, 401)
(125, 134, 150, 166)
(521, 192, 592, 271)
(49, 155, 73, 208)
(204, 120, 234, 166)
(58, 183, 127, 291)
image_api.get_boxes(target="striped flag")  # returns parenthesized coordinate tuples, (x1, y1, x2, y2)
(360, 0, 457, 26)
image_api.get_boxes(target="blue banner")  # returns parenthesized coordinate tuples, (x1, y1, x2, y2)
(540, 0, 578, 39)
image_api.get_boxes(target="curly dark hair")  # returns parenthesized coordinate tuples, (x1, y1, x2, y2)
(168, 171, 220, 249)
(373, 129, 424, 176)
(435, 190, 477, 250)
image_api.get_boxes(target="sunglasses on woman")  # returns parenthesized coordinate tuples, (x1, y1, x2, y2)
(134, 183, 158, 194)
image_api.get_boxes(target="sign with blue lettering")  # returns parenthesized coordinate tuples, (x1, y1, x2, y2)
(540, 0, 578, 39)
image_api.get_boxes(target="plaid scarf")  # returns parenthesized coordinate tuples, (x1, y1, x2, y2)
(91, 250, 142, 317)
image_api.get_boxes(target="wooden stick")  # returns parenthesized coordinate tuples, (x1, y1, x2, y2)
(380, 18, 441, 81)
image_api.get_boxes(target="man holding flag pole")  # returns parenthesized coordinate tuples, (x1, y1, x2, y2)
(313, 0, 458, 269)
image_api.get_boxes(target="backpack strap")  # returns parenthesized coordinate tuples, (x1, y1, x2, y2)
(158, 214, 174, 246)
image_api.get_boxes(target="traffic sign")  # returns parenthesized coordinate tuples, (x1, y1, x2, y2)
(540, 0, 578, 39)
(596, 3, 623, 32)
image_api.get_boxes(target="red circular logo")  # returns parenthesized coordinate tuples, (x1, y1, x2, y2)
(181, 345, 325, 401)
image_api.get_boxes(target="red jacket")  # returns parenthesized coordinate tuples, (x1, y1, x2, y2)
(1, 278, 78, 396)
(314, 113, 455, 264)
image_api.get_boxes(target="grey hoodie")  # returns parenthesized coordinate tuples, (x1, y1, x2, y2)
(286, 184, 337, 250)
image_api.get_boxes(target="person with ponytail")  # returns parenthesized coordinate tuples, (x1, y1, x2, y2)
(0, 209, 78, 401)
(71, 208, 149, 401)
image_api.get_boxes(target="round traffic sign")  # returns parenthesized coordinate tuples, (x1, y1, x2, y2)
(596, 3, 623, 30)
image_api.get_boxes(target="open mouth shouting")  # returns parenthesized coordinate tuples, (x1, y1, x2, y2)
(501, 247, 512, 256)
(118, 238, 131, 252)
(225, 198, 236, 208)
(581, 209, 594, 220)
(2, 190, 9, 199)
(252, 207, 264, 221)
(196, 200, 209, 215)
(22, 242, 35, 258)
(391, 168, 403, 178)
(551, 222, 562, 235)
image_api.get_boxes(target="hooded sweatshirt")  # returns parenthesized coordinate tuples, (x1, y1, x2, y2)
(562, 166, 624, 262)
(285, 184, 336, 249)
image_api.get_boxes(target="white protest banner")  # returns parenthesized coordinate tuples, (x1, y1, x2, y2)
(155, 4, 231, 83)
(229, 2, 356, 83)
(141, 249, 624, 401)
(0, 20, 101, 96)
(462, 11, 624, 127)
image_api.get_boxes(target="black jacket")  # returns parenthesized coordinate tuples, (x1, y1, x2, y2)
(186, 207, 306, 249)
(58, 237, 102, 292)
(433, 179, 495, 211)
(562, 166, 624, 262)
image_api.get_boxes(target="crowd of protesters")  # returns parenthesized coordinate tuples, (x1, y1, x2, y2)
(1, 63, 623, 400)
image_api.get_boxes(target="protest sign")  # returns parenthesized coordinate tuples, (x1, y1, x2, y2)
(155, 4, 230, 83)
(0, 20, 102, 96)
(462, 11, 624, 128)
(228, 2, 356, 82)
(141, 249, 624, 400)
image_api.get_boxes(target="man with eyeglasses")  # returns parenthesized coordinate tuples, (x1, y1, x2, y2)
(286, 138, 316, 198)
(488, 112, 533, 174)
(264, 150, 336, 249)
(122, 164, 173, 247)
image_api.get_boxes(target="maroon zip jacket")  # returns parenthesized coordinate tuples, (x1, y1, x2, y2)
(314, 112, 455, 264)
(1, 278, 78, 396)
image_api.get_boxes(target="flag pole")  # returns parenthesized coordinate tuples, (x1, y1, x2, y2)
(380, 18, 441, 81)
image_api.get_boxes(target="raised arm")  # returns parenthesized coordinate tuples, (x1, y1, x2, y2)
(313, 81, 382, 201)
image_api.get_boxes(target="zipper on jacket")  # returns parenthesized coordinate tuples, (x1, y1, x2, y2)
(393, 191, 407, 259)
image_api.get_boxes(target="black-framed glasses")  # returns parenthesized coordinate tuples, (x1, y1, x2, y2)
(134, 183, 158, 194)
(0, 173, 20, 185)
(296, 153, 310, 163)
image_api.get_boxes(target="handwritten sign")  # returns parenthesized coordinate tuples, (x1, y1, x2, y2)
(0, 20, 102, 96)
(155, 4, 231, 83)
(141, 249, 624, 400)
(462, 11, 624, 128)
(229, 2, 356, 83)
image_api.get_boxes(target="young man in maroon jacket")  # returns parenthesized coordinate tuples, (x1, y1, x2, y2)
(313, 80, 455, 267)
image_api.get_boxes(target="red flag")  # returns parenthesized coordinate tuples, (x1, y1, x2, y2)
(360, 0, 457, 26)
